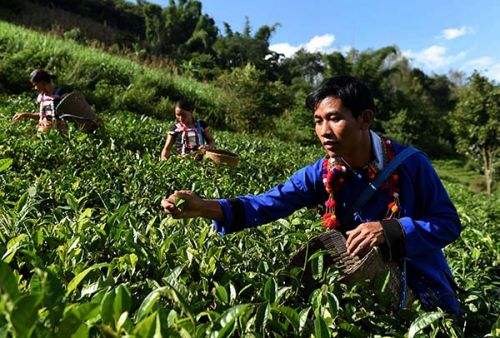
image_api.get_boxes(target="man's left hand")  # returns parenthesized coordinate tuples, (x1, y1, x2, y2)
(346, 221, 385, 257)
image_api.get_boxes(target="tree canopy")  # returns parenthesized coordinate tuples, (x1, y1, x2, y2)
(451, 72, 499, 194)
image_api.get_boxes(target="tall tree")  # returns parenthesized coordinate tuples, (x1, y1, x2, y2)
(280, 49, 324, 87)
(140, 0, 218, 57)
(451, 72, 499, 195)
(324, 51, 351, 77)
(141, 2, 165, 54)
(348, 46, 401, 120)
(213, 20, 280, 78)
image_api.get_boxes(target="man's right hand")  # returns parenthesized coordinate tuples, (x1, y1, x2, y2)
(161, 190, 205, 219)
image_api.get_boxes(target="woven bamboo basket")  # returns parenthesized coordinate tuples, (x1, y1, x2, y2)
(55, 92, 100, 130)
(36, 119, 66, 133)
(289, 230, 402, 307)
(203, 149, 239, 167)
(56, 92, 94, 118)
(36, 120, 55, 133)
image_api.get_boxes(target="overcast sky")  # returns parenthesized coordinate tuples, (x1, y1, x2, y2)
(151, 0, 500, 82)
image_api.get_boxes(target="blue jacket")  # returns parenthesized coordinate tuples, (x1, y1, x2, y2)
(213, 142, 462, 314)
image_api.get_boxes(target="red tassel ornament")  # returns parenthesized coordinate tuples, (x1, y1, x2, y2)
(322, 212, 340, 229)
(321, 137, 402, 230)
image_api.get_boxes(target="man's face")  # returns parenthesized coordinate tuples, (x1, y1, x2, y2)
(175, 106, 193, 125)
(314, 96, 368, 158)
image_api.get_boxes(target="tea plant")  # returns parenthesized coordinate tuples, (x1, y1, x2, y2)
(0, 94, 498, 337)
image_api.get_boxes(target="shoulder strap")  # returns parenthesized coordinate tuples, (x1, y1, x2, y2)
(196, 120, 206, 145)
(352, 146, 420, 213)
(54, 87, 64, 97)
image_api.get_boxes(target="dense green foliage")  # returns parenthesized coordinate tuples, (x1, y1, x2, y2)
(0, 0, 468, 156)
(451, 72, 499, 195)
(0, 0, 144, 41)
(0, 93, 498, 337)
(0, 21, 247, 129)
(140, 0, 218, 58)
(0, 19, 467, 154)
(0, 10, 498, 336)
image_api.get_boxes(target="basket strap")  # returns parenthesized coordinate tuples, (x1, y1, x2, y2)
(52, 88, 65, 117)
(56, 114, 94, 121)
(398, 259, 409, 309)
(349, 147, 418, 311)
(196, 120, 206, 145)
(351, 146, 419, 219)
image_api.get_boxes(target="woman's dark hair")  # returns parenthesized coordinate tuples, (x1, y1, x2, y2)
(306, 75, 377, 118)
(175, 99, 194, 112)
(30, 69, 56, 84)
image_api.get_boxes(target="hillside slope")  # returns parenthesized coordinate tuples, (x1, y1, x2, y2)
(0, 21, 242, 128)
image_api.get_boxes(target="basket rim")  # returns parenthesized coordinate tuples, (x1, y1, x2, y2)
(204, 149, 239, 158)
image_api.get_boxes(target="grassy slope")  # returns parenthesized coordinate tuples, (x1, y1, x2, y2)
(0, 20, 239, 128)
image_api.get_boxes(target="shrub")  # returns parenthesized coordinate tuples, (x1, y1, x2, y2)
(382, 108, 455, 156)
(216, 64, 293, 131)
(63, 27, 84, 43)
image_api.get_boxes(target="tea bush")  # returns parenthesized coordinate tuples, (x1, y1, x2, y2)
(0, 94, 498, 337)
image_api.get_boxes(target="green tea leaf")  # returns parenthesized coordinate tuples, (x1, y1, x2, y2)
(133, 313, 157, 338)
(58, 302, 100, 337)
(0, 158, 13, 172)
(254, 303, 270, 333)
(272, 305, 299, 331)
(314, 315, 330, 338)
(339, 321, 365, 338)
(217, 304, 250, 338)
(215, 285, 228, 305)
(175, 197, 187, 210)
(14, 191, 28, 214)
(66, 192, 79, 211)
(298, 307, 310, 333)
(114, 284, 132, 320)
(136, 289, 162, 322)
(11, 294, 43, 337)
(70, 324, 89, 338)
(408, 311, 444, 338)
(66, 263, 109, 297)
(101, 289, 115, 326)
(2, 234, 29, 263)
(0, 261, 20, 301)
(263, 278, 277, 303)
(327, 292, 340, 317)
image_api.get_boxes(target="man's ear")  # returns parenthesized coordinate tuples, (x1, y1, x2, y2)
(358, 109, 374, 130)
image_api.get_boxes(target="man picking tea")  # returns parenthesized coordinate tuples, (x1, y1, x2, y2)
(161, 76, 462, 315)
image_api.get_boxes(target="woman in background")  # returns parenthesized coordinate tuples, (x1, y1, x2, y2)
(160, 100, 215, 160)
(12, 69, 67, 132)
(12, 69, 100, 132)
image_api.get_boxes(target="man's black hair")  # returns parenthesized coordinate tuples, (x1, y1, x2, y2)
(175, 99, 195, 112)
(306, 75, 377, 118)
(30, 69, 55, 84)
